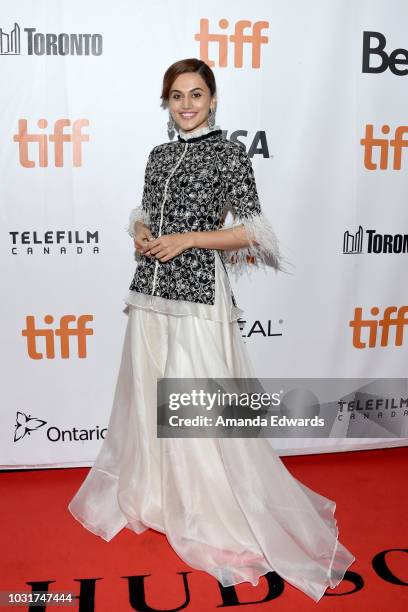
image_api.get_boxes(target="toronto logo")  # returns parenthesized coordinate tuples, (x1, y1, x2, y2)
(0, 22, 102, 56)
(343, 226, 364, 254)
(343, 226, 408, 254)
(0, 22, 20, 54)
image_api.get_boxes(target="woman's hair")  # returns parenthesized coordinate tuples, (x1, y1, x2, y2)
(161, 58, 216, 104)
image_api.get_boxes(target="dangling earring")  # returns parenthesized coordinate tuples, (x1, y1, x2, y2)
(208, 106, 216, 128)
(167, 111, 175, 139)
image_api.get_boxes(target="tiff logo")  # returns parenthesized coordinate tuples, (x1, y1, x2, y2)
(360, 124, 408, 170)
(22, 315, 94, 359)
(0, 22, 20, 54)
(349, 306, 408, 348)
(13, 119, 89, 167)
(195, 18, 268, 68)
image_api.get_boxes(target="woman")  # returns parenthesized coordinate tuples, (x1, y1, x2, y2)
(68, 58, 355, 602)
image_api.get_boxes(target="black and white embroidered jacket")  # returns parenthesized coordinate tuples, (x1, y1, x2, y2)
(126, 124, 283, 307)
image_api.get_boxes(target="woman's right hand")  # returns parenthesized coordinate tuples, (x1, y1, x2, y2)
(134, 221, 154, 254)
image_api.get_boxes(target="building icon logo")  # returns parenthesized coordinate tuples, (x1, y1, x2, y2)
(0, 22, 21, 55)
(343, 225, 363, 254)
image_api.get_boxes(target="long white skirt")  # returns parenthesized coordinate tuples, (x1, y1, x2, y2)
(68, 265, 356, 603)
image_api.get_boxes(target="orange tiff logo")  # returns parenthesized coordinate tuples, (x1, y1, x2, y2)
(195, 18, 269, 68)
(22, 314, 94, 359)
(13, 118, 89, 167)
(360, 124, 408, 170)
(349, 306, 408, 348)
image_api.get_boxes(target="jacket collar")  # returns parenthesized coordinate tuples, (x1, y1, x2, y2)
(177, 124, 222, 143)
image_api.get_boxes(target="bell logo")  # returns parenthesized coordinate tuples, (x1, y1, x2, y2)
(195, 18, 269, 68)
(13, 118, 90, 167)
(21, 314, 94, 359)
(349, 306, 408, 348)
(362, 31, 408, 76)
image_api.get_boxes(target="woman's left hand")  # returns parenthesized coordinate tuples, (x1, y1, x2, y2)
(142, 233, 194, 262)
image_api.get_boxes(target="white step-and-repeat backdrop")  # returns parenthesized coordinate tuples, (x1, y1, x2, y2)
(1, 0, 407, 468)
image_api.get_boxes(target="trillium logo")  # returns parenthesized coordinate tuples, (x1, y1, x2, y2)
(13, 411, 108, 443)
(14, 411, 47, 442)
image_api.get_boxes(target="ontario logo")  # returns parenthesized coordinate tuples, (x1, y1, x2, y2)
(14, 411, 47, 441)
(0, 22, 102, 56)
(14, 411, 107, 443)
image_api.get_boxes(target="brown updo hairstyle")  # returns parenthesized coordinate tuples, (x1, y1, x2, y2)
(160, 58, 217, 106)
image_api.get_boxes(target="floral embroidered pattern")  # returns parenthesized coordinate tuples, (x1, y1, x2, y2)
(127, 130, 283, 305)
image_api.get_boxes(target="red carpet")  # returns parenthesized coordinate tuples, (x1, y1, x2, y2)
(1, 446, 407, 611)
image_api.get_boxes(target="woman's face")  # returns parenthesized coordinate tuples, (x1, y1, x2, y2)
(168, 72, 216, 133)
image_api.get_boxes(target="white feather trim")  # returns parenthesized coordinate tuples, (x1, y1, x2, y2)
(219, 212, 288, 278)
(126, 205, 150, 237)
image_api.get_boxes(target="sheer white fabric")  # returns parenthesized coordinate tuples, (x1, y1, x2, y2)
(123, 250, 244, 323)
(68, 266, 356, 603)
(68, 122, 355, 601)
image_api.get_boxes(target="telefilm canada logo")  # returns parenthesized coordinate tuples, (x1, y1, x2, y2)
(14, 411, 107, 443)
(10, 230, 100, 256)
(343, 226, 408, 254)
(0, 22, 103, 56)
